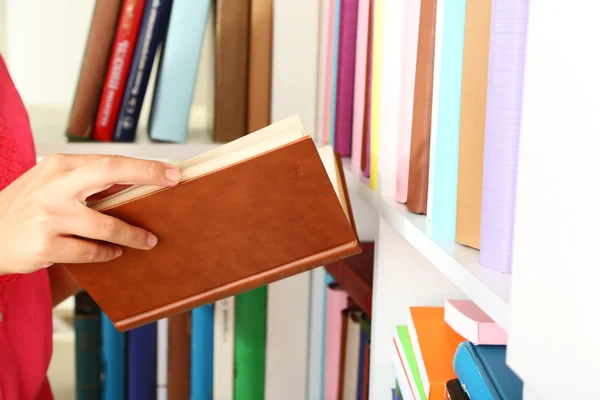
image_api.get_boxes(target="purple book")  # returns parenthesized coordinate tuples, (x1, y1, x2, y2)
(334, 0, 359, 156)
(362, 0, 375, 178)
(480, 0, 529, 273)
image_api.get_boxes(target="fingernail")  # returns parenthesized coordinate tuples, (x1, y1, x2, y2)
(115, 247, 123, 257)
(165, 167, 181, 183)
(147, 234, 158, 248)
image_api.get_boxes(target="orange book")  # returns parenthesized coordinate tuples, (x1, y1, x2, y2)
(407, 307, 465, 399)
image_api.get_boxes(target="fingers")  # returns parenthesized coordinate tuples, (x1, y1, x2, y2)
(66, 206, 158, 250)
(52, 236, 123, 264)
(60, 156, 181, 200)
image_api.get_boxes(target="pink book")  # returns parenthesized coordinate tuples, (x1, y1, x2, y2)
(324, 284, 348, 400)
(395, 0, 421, 203)
(317, 0, 333, 144)
(350, 0, 371, 167)
(322, 0, 337, 144)
(443, 299, 508, 345)
(334, 0, 360, 156)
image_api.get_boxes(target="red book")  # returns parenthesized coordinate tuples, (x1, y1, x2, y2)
(93, 0, 146, 141)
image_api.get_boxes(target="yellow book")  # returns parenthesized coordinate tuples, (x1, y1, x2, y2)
(369, 0, 385, 190)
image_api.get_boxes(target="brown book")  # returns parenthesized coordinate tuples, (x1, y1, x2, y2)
(66, 0, 122, 141)
(406, 0, 438, 214)
(213, 0, 251, 142)
(325, 241, 374, 317)
(247, 0, 273, 133)
(167, 311, 191, 400)
(65, 115, 360, 331)
(455, 0, 493, 249)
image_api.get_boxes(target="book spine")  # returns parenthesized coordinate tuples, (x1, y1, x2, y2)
(324, 284, 348, 400)
(406, 0, 439, 214)
(214, 297, 235, 400)
(66, 0, 122, 140)
(333, 0, 360, 157)
(233, 287, 267, 400)
(167, 311, 191, 400)
(213, 0, 251, 142)
(100, 312, 126, 400)
(93, 0, 147, 141)
(156, 318, 168, 400)
(329, 0, 342, 148)
(127, 322, 158, 400)
(191, 305, 215, 400)
(147, 0, 212, 143)
(75, 292, 102, 400)
(113, 0, 172, 142)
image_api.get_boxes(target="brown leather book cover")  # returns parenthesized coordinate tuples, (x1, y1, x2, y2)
(167, 311, 191, 400)
(247, 0, 273, 133)
(325, 241, 374, 317)
(406, 0, 438, 214)
(65, 118, 360, 331)
(213, 0, 251, 142)
(455, 0, 492, 249)
(66, 0, 122, 141)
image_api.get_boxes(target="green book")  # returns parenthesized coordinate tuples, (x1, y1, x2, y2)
(396, 326, 427, 400)
(233, 286, 267, 400)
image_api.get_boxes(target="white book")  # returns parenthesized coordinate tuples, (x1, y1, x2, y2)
(307, 267, 327, 400)
(391, 335, 416, 400)
(213, 297, 235, 400)
(156, 318, 169, 400)
(342, 311, 362, 400)
(426, 0, 445, 221)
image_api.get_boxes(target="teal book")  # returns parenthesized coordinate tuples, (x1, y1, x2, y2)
(75, 292, 102, 400)
(100, 312, 126, 400)
(329, 0, 342, 146)
(431, 0, 467, 239)
(148, 0, 212, 143)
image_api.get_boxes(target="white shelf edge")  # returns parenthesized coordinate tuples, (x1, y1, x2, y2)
(341, 157, 511, 331)
(379, 196, 511, 332)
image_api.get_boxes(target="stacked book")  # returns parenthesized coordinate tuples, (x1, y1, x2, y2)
(390, 302, 522, 399)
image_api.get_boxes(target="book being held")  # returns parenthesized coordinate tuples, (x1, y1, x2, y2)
(66, 115, 360, 331)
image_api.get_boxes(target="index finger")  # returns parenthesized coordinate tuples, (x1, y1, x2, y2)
(60, 155, 182, 200)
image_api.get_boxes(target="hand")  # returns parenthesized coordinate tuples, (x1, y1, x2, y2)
(0, 154, 181, 275)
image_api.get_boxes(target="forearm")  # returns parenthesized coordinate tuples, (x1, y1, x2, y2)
(48, 264, 83, 307)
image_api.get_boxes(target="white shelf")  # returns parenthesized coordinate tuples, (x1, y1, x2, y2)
(28, 105, 220, 161)
(342, 158, 511, 331)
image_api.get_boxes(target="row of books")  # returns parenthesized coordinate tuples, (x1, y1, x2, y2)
(317, 0, 527, 274)
(390, 302, 523, 400)
(74, 288, 266, 400)
(66, 0, 271, 143)
(74, 241, 375, 400)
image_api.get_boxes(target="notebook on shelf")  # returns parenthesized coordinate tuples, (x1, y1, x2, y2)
(65, 114, 361, 331)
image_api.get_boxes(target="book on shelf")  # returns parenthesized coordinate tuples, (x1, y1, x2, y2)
(65, 114, 360, 331)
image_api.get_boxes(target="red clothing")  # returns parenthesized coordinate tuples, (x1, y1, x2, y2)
(0, 55, 54, 399)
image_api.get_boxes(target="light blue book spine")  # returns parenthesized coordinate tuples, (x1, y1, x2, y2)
(191, 304, 215, 400)
(148, 0, 211, 143)
(329, 0, 341, 147)
(100, 312, 125, 400)
(431, 0, 467, 239)
(307, 268, 327, 400)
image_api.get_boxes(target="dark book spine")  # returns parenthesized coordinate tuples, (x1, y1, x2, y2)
(113, 0, 172, 142)
(75, 292, 102, 400)
(127, 322, 158, 400)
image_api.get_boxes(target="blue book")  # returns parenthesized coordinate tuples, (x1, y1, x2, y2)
(431, 0, 467, 239)
(191, 304, 215, 400)
(100, 313, 126, 400)
(453, 342, 523, 400)
(113, 0, 172, 142)
(148, 0, 212, 143)
(128, 323, 158, 400)
(356, 325, 367, 400)
(75, 292, 101, 400)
